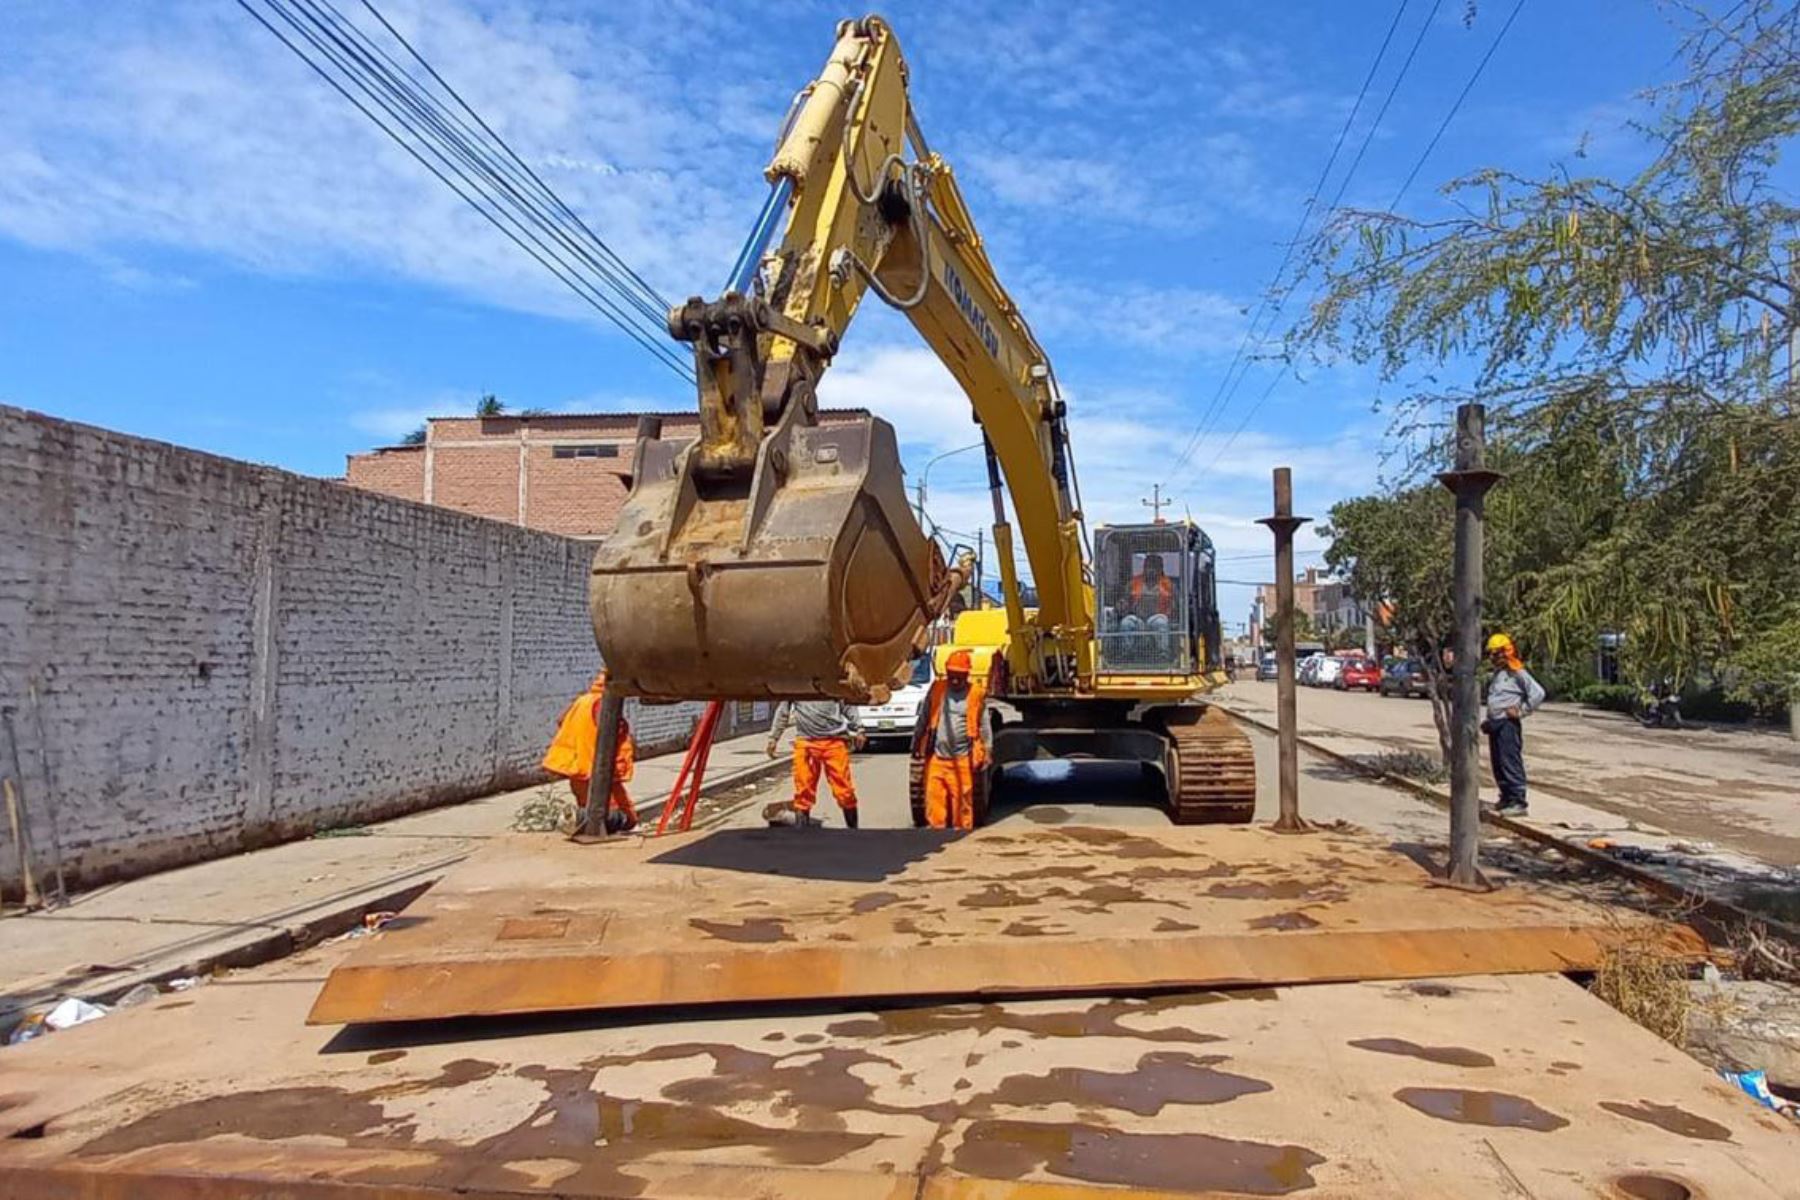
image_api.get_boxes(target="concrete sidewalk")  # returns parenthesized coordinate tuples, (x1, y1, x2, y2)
(1, 732, 785, 1019)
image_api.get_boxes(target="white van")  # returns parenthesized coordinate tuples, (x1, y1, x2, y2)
(856, 655, 933, 741)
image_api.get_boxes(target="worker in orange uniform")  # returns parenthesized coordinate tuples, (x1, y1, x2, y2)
(542, 669, 638, 833)
(911, 649, 994, 830)
(766, 699, 865, 828)
(1118, 553, 1175, 632)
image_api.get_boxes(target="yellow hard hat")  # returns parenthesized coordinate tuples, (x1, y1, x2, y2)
(1484, 633, 1513, 654)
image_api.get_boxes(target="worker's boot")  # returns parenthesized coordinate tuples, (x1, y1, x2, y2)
(843, 807, 860, 829)
(761, 801, 815, 829)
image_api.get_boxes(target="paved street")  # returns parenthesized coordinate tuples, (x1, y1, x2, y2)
(1219, 679, 1800, 869)
(706, 722, 1448, 847)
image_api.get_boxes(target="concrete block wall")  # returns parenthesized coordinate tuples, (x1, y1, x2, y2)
(0, 404, 717, 897)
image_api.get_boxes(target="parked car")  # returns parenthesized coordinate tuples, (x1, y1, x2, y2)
(1311, 655, 1345, 688)
(854, 655, 932, 741)
(1338, 657, 1382, 691)
(1379, 660, 1431, 699)
(1256, 652, 1278, 681)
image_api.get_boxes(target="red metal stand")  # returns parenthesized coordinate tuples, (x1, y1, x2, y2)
(655, 701, 725, 835)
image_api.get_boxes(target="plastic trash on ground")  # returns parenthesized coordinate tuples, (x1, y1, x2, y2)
(6, 996, 110, 1045)
(44, 997, 108, 1031)
(112, 983, 161, 1009)
(1719, 1068, 1792, 1114)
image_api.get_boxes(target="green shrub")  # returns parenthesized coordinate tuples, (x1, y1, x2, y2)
(1572, 683, 1638, 713)
(1537, 659, 1596, 702)
(1679, 686, 1757, 723)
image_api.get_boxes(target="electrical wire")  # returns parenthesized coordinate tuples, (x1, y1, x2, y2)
(1182, 0, 1446, 479)
(1198, 0, 1525, 473)
(1160, 0, 1413, 488)
(238, 0, 694, 381)
(1388, 0, 1526, 208)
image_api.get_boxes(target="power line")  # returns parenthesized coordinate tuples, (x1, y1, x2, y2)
(349, 0, 672, 321)
(1161, 0, 1413, 488)
(1186, 0, 1445, 477)
(1199, 0, 1524, 474)
(1389, 0, 1526, 208)
(238, 0, 695, 382)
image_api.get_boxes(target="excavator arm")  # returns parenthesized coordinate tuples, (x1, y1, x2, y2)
(591, 15, 1090, 701)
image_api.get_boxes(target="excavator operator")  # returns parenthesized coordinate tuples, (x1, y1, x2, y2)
(911, 650, 994, 830)
(1119, 553, 1175, 632)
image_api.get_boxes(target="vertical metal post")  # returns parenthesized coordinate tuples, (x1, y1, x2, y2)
(576, 688, 627, 839)
(1436, 404, 1503, 889)
(1257, 468, 1311, 834)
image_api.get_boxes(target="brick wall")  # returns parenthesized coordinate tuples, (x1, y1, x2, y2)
(342, 445, 423, 498)
(0, 405, 720, 897)
(343, 410, 866, 540)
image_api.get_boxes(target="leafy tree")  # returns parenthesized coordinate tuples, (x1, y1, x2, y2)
(1298, 1, 1800, 704)
(1260, 607, 1315, 649)
(1322, 487, 1457, 760)
(475, 393, 505, 417)
(400, 425, 426, 446)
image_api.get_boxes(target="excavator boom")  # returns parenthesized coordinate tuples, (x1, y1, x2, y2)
(590, 15, 1255, 824)
(590, 15, 1072, 702)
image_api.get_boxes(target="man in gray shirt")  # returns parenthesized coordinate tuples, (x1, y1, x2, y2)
(766, 700, 865, 828)
(1483, 632, 1546, 815)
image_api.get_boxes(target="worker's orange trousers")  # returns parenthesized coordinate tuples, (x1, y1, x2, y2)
(923, 754, 976, 830)
(792, 736, 857, 813)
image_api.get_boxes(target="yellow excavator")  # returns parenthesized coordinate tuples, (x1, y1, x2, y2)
(590, 14, 1254, 826)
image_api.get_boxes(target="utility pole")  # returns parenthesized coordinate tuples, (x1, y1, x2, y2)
(1257, 468, 1311, 834)
(1436, 404, 1503, 889)
(1142, 484, 1169, 523)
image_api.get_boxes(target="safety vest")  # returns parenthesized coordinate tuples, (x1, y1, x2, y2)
(911, 677, 989, 766)
(542, 687, 634, 779)
(1131, 575, 1174, 616)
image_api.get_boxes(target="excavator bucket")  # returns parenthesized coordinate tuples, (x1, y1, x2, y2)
(591, 413, 943, 702)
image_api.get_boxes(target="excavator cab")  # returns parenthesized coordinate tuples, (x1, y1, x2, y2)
(1094, 522, 1221, 677)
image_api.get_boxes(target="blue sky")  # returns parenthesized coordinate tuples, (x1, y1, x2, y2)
(0, 1, 1689, 630)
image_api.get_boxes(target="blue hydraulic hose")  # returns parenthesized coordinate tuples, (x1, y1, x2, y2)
(723, 177, 795, 296)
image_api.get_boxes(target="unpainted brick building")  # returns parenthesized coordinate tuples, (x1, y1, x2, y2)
(344, 410, 867, 539)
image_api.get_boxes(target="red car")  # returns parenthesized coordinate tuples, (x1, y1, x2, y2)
(1337, 658, 1382, 691)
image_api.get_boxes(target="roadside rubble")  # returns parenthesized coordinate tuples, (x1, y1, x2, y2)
(2, 975, 205, 1047)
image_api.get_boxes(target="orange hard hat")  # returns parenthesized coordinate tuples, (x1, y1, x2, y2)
(945, 649, 973, 675)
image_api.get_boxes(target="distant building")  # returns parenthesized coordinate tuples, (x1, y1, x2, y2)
(1249, 567, 1369, 650)
(344, 410, 866, 540)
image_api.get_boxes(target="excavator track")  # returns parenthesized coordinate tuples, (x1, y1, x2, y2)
(1162, 705, 1256, 825)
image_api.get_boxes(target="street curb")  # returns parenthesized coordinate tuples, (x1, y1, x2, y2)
(6, 754, 793, 1020)
(1211, 701, 1800, 947)
(3, 864, 453, 1021)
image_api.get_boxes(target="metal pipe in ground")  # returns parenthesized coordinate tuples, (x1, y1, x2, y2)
(1257, 467, 1312, 834)
(576, 687, 628, 840)
(1435, 404, 1503, 889)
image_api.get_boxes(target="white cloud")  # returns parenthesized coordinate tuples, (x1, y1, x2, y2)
(0, 1, 776, 338)
(815, 343, 978, 452)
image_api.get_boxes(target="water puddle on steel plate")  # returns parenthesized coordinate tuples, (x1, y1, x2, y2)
(1349, 1038, 1495, 1068)
(952, 1120, 1325, 1195)
(1600, 1100, 1732, 1142)
(1394, 1087, 1567, 1131)
(688, 917, 794, 943)
(981, 1051, 1270, 1115)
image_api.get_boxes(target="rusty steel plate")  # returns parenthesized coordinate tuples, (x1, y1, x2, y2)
(2, 949, 1790, 1199)
(307, 825, 1699, 1026)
